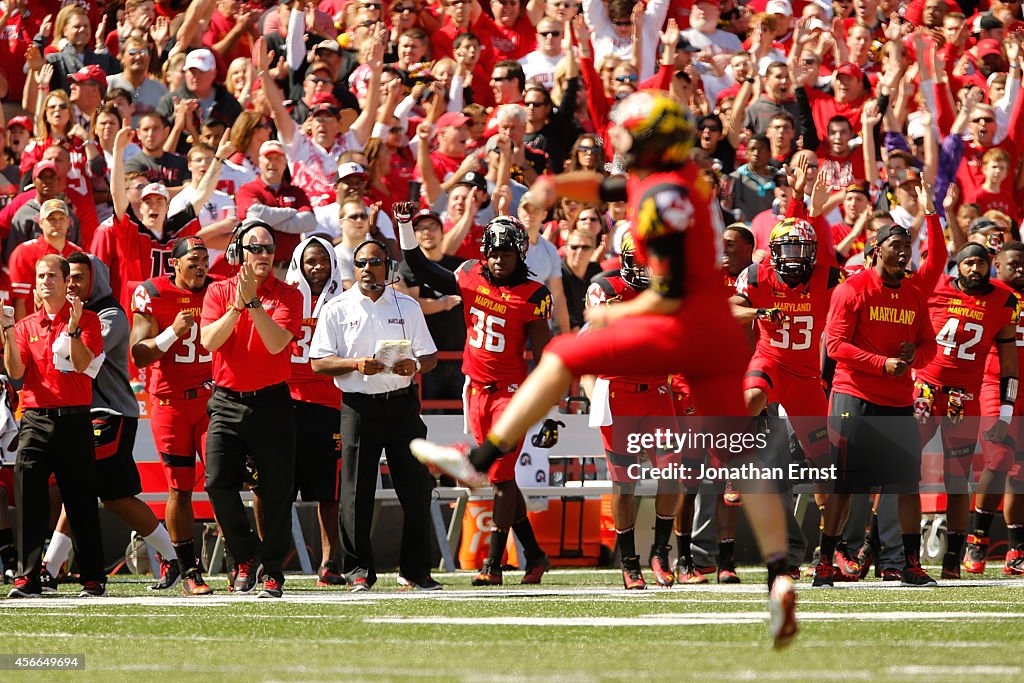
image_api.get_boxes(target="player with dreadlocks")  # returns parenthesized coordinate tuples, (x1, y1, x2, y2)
(409, 90, 798, 648)
(395, 204, 554, 586)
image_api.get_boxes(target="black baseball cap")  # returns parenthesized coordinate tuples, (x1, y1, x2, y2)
(874, 224, 912, 248)
(968, 217, 1000, 235)
(455, 171, 491, 208)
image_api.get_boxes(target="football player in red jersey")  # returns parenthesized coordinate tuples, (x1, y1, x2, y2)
(584, 233, 682, 589)
(283, 236, 345, 586)
(732, 212, 847, 585)
(914, 243, 1020, 580)
(398, 207, 554, 586)
(964, 242, 1024, 576)
(411, 91, 797, 648)
(129, 236, 215, 595)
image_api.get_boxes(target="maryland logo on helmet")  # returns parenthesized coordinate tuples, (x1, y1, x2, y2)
(769, 217, 817, 280)
(610, 90, 695, 168)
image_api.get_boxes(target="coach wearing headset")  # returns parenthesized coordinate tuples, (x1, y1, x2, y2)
(311, 239, 440, 592)
(200, 221, 303, 599)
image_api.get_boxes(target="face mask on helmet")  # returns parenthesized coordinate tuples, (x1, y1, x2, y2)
(769, 219, 817, 281)
(620, 250, 649, 289)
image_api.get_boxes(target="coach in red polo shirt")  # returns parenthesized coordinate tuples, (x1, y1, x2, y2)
(235, 140, 316, 271)
(3, 255, 107, 598)
(200, 222, 302, 599)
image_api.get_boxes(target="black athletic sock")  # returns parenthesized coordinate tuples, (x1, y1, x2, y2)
(617, 527, 636, 559)
(469, 438, 506, 472)
(766, 552, 787, 592)
(820, 533, 840, 563)
(903, 533, 921, 564)
(868, 513, 881, 548)
(1008, 524, 1024, 551)
(945, 531, 966, 562)
(675, 532, 692, 562)
(971, 509, 996, 538)
(173, 540, 198, 571)
(719, 538, 735, 568)
(0, 527, 15, 568)
(486, 528, 510, 567)
(512, 517, 544, 563)
(653, 515, 673, 548)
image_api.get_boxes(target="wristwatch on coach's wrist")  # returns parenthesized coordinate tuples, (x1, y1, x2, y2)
(244, 297, 262, 309)
(68, 328, 82, 339)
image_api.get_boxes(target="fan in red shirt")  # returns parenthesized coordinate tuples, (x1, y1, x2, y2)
(952, 99, 1024, 204)
(8, 199, 83, 320)
(488, 0, 540, 60)
(971, 242, 1024, 577)
(961, 147, 1022, 223)
(129, 236, 216, 596)
(399, 207, 554, 587)
(913, 242, 1020, 581)
(584, 234, 683, 590)
(235, 140, 317, 269)
(94, 127, 231, 309)
(409, 91, 798, 649)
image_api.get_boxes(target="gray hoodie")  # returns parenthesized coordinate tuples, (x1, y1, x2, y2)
(85, 255, 140, 418)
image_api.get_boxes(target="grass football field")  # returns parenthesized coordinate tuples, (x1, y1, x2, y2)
(2, 566, 1022, 681)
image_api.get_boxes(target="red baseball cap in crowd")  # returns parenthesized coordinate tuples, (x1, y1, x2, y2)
(436, 112, 470, 131)
(71, 64, 108, 90)
(32, 160, 59, 180)
(834, 62, 863, 81)
(310, 92, 341, 117)
(975, 39, 1004, 61)
(259, 140, 287, 157)
(6, 115, 33, 134)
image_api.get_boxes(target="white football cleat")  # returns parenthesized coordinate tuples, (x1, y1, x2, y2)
(768, 574, 798, 649)
(410, 439, 490, 488)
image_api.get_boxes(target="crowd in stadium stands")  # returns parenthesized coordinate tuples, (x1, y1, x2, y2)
(0, 0, 1023, 599)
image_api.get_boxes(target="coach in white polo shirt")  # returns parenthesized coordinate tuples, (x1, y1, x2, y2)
(310, 238, 440, 592)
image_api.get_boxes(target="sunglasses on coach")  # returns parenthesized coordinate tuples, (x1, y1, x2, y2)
(242, 243, 276, 255)
(353, 257, 386, 268)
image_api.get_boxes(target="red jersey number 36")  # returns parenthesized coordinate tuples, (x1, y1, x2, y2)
(468, 307, 506, 353)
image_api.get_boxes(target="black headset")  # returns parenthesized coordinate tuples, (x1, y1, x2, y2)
(226, 220, 275, 266)
(353, 238, 394, 282)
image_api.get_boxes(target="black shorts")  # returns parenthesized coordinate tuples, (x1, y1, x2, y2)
(828, 392, 921, 494)
(92, 413, 143, 502)
(294, 400, 341, 502)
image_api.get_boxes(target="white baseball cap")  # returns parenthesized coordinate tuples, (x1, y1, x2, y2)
(338, 162, 368, 180)
(765, 0, 793, 15)
(259, 140, 287, 157)
(184, 48, 216, 73)
(140, 183, 170, 201)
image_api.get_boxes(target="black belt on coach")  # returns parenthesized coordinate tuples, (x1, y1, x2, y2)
(214, 382, 286, 400)
(25, 405, 90, 417)
(355, 384, 417, 400)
